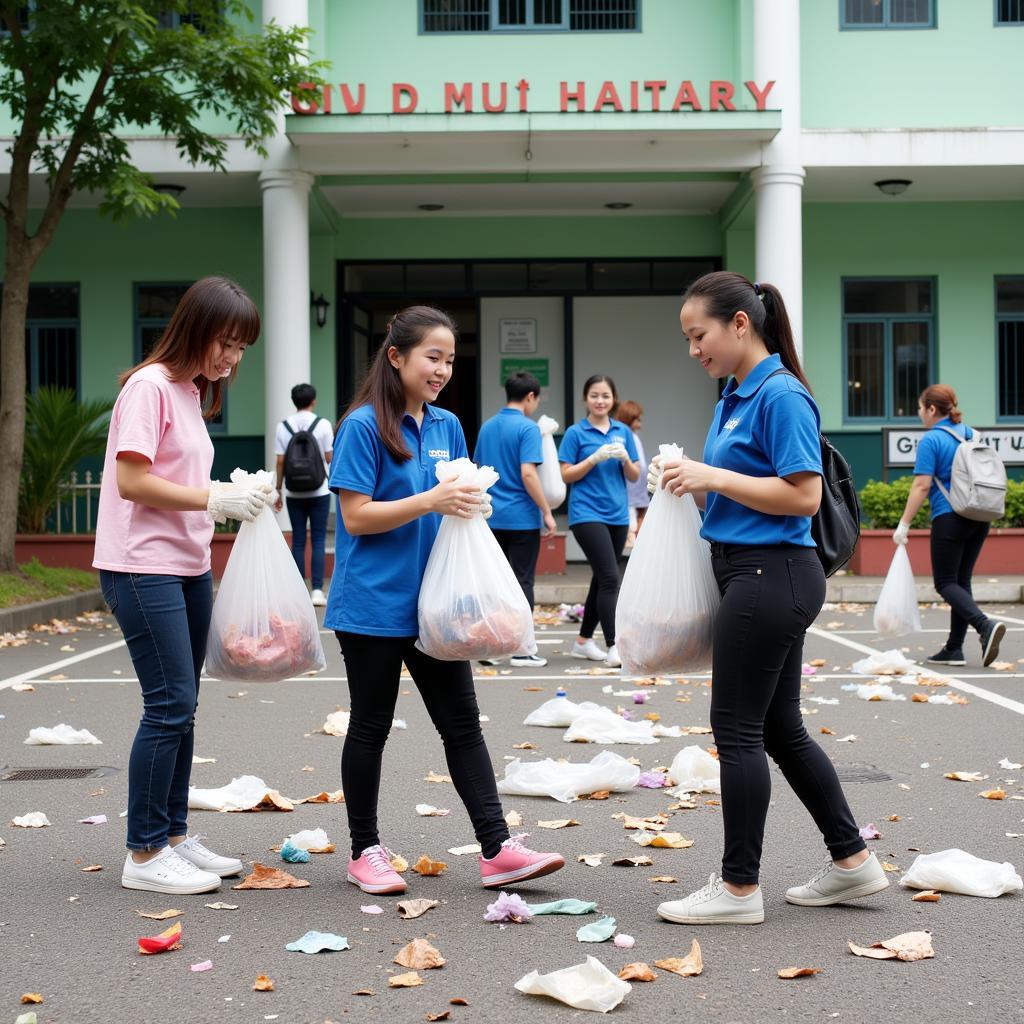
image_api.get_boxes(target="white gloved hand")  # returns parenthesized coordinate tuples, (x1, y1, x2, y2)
(207, 480, 273, 524)
(892, 521, 910, 545)
(478, 492, 493, 520)
(647, 455, 665, 495)
(607, 441, 630, 462)
(588, 443, 619, 465)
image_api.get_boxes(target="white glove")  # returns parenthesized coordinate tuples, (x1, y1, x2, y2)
(647, 455, 665, 495)
(607, 442, 630, 463)
(892, 521, 910, 545)
(588, 443, 619, 465)
(207, 480, 273, 524)
(478, 492, 493, 520)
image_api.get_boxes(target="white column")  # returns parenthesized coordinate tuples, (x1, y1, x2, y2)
(753, 0, 805, 354)
(259, 169, 314, 474)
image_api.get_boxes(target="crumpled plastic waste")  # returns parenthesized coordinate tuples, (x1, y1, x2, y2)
(636, 771, 669, 788)
(320, 709, 405, 736)
(563, 708, 681, 745)
(842, 683, 907, 702)
(537, 415, 567, 508)
(283, 827, 333, 852)
(190, 960, 213, 973)
(484, 891, 533, 923)
(138, 921, 182, 955)
(667, 746, 721, 796)
(78, 814, 107, 825)
(280, 840, 309, 863)
(188, 775, 294, 812)
(614, 934, 636, 949)
(497, 751, 641, 803)
(24, 723, 101, 745)
(859, 823, 882, 840)
(899, 849, 1024, 898)
(576, 916, 617, 942)
(524, 698, 604, 728)
(514, 955, 631, 1013)
(285, 931, 351, 953)
(11, 812, 50, 828)
(851, 649, 918, 676)
(873, 545, 922, 637)
(526, 899, 597, 916)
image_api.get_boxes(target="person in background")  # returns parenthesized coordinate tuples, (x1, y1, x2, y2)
(558, 374, 641, 669)
(274, 383, 334, 607)
(893, 384, 1005, 668)
(473, 371, 557, 669)
(617, 399, 650, 549)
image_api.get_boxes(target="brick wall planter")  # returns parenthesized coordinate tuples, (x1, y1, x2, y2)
(15, 534, 97, 573)
(847, 527, 1024, 577)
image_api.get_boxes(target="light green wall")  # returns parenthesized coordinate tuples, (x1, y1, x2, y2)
(800, 0, 1024, 129)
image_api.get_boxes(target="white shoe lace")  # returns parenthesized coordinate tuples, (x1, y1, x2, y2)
(180, 834, 213, 858)
(805, 857, 835, 888)
(691, 873, 724, 904)
(161, 849, 202, 876)
(502, 833, 535, 855)
(363, 845, 397, 876)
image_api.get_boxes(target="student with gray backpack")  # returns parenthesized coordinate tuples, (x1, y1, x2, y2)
(274, 383, 334, 606)
(894, 384, 1007, 667)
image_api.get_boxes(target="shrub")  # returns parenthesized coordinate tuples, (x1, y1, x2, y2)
(994, 478, 1024, 528)
(858, 477, 930, 529)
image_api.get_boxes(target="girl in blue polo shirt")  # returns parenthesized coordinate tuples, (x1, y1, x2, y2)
(893, 384, 1005, 667)
(558, 374, 641, 668)
(324, 305, 564, 896)
(651, 271, 886, 927)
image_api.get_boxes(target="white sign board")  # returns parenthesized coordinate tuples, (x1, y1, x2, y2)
(499, 318, 537, 354)
(884, 427, 1024, 467)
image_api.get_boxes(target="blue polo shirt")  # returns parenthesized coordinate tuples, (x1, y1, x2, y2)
(324, 403, 468, 637)
(557, 417, 638, 527)
(701, 354, 822, 548)
(913, 417, 972, 520)
(472, 408, 543, 531)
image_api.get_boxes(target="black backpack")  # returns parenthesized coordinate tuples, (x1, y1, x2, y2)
(282, 416, 327, 491)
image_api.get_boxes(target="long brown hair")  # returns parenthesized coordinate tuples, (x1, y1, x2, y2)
(919, 384, 962, 424)
(682, 271, 812, 393)
(346, 305, 458, 462)
(118, 277, 260, 419)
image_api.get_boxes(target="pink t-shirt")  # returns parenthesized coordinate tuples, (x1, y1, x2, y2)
(93, 363, 215, 576)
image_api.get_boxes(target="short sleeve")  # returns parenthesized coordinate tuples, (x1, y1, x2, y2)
(316, 418, 335, 454)
(114, 380, 165, 462)
(913, 433, 939, 476)
(622, 428, 639, 462)
(761, 389, 822, 478)
(273, 421, 290, 457)
(330, 415, 380, 496)
(558, 426, 580, 464)
(520, 422, 543, 465)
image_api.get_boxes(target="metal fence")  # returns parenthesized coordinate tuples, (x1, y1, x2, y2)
(54, 471, 102, 535)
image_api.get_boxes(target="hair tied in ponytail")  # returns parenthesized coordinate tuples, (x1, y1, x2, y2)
(753, 281, 764, 301)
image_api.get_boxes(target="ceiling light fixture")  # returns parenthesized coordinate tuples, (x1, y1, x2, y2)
(874, 179, 912, 197)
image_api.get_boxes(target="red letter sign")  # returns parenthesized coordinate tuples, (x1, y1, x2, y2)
(392, 83, 419, 114)
(445, 82, 473, 113)
(709, 80, 736, 111)
(743, 80, 775, 111)
(560, 81, 586, 112)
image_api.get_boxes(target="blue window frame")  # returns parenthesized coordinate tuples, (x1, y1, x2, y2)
(0, 282, 80, 397)
(996, 277, 1024, 421)
(841, 0, 935, 29)
(843, 277, 935, 423)
(996, 0, 1024, 24)
(421, 0, 639, 33)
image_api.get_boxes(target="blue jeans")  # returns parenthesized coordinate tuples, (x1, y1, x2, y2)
(286, 493, 331, 590)
(99, 570, 212, 851)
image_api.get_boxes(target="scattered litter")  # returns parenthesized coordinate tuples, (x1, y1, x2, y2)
(944, 771, 988, 783)
(11, 813, 50, 828)
(990, 661, 1014, 671)
(667, 746, 720, 796)
(563, 708, 681, 745)
(286, 931, 350, 953)
(537, 819, 579, 830)
(319, 709, 406, 736)
(282, 828, 334, 853)
(980, 789, 1007, 800)
(188, 776, 294, 812)
(390, 854, 409, 872)
(138, 921, 182, 955)
(295, 790, 344, 804)
(360, 905, 384, 915)
(11, 682, 35, 691)
(851, 650, 917, 676)
(900, 849, 1023, 898)
(19, 994, 43, 1005)
(633, 831, 693, 849)
(233, 864, 309, 889)
(578, 854, 605, 868)
(998, 758, 1022, 770)
(655, 939, 703, 977)
(217, 935, 231, 943)
(205, 902, 238, 910)
(808, 696, 839, 705)
(253, 975, 274, 991)
(15, 1013, 38, 1024)
(424, 771, 452, 784)
(416, 804, 451, 817)
(136, 909, 184, 921)
(75, 813, 107, 826)
(859, 824, 882, 840)
(191, 960, 213, 973)
(497, 751, 640, 803)
(648, 875, 677, 883)
(505, 810, 523, 828)
(388, 971, 423, 988)
(24, 723, 101, 745)
(614, 934, 636, 949)
(280, 841, 309, 863)
(577, 915, 616, 942)
(911, 890, 941, 902)
(848, 930, 934, 962)
(614, 812, 668, 831)
(619, 963, 656, 982)
(484, 892, 533, 923)
(395, 938, 446, 969)
(873, 546, 922, 636)
(397, 899, 439, 919)
(842, 683, 906, 702)
(412, 855, 448, 876)
(637, 771, 670, 788)
(612, 855, 653, 867)
(836, 734, 858, 743)
(192, 755, 217, 764)
(514, 955, 631, 1012)
(528, 899, 597, 916)
(81, 864, 102, 872)
(778, 967, 820, 979)
(447, 844, 482, 855)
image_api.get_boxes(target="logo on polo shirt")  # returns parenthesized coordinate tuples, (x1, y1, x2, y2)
(428, 448, 450, 460)
(724, 418, 742, 431)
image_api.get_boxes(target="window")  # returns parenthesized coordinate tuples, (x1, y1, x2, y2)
(0, 283, 80, 396)
(0, 4, 30, 33)
(996, 277, 1024, 419)
(996, 0, 1024, 24)
(843, 278, 934, 421)
(156, 3, 218, 32)
(841, 0, 934, 29)
(421, 0, 639, 32)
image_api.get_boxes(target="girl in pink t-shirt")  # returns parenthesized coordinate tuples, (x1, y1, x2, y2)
(94, 277, 273, 896)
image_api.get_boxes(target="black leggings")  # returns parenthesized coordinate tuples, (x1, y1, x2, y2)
(571, 521, 628, 645)
(930, 512, 991, 651)
(336, 632, 510, 859)
(709, 544, 865, 885)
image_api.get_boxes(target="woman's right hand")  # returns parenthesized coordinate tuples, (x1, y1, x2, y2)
(207, 480, 274, 523)
(428, 476, 487, 519)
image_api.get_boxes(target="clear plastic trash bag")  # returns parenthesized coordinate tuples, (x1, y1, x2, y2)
(900, 848, 1023, 898)
(537, 415, 567, 508)
(417, 458, 536, 661)
(497, 750, 641, 803)
(205, 469, 326, 682)
(615, 444, 720, 676)
(873, 544, 922, 637)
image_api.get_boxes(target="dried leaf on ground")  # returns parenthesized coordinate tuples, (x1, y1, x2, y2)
(612, 855, 654, 867)
(513, 742, 537, 750)
(450, 997, 470, 1005)
(911, 693, 930, 703)
(944, 771, 988, 782)
(253, 975, 274, 991)
(633, 831, 693, 849)
(618, 962, 657, 981)
(426, 1013, 451, 1022)
(136, 909, 184, 921)
(205, 902, 238, 910)
(979, 789, 1007, 800)
(295, 790, 345, 804)
(613, 812, 668, 831)
(848, 930, 934, 962)
(808, 658, 826, 667)
(389, 971, 424, 988)
(537, 819, 580, 829)
(648, 875, 678, 883)
(911, 890, 941, 902)
(412, 855, 448, 876)
(655, 939, 703, 977)
(415, 803, 452, 817)
(424, 771, 452, 784)
(395, 938, 446, 969)
(81, 864, 103, 872)
(20, 994, 43, 1004)
(882, 861, 901, 872)
(138, 921, 183, 955)
(990, 661, 1014, 671)
(232, 864, 309, 890)
(578, 853, 605, 867)
(820, 727, 835, 735)
(579, 790, 611, 800)
(397, 898, 440, 920)
(778, 967, 820, 979)
(353, 989, 375, 996)
(391, 854, 410, 873)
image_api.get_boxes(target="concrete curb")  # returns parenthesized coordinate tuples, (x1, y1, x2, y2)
(0, 589, 106, 634)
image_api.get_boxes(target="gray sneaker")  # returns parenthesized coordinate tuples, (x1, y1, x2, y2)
(785, 853, 889, 906)
(657, 873, 764, 925)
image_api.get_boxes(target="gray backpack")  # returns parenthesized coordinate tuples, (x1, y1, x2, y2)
(933, 425, 1007, 522)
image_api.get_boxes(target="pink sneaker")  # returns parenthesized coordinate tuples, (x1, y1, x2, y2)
(346, 844, 407, 895)
(479, 834, 565, 889)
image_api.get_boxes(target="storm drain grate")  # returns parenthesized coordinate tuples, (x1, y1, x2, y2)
(0, 766, 118, 782)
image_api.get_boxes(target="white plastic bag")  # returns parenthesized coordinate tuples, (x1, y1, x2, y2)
(850, 648, 918, 676)
(497, 750, 641, 803)
(205, 469, 326, 682)
(667, 745, 721, 795)
(873, 545, 922, 637)
(537, 415, 567, 508)
(615, 444, 719, 676)
(416, 458, 536, 661)
(515, 955, 631, 1013)
(24, 724, 101, 745)
(524, 698, 604, 728)
(900, 848, 1023, 898)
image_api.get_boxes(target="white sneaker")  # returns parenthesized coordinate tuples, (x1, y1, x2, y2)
(785, 853, 889, 906)
(174, 835, 244, 878)
(121, 846, 221, 895)
(510, 653, 548, 668)
(571, 638, 606, 661)
(657, 873, 764, 925)
(311, 589, 327, 607)
(605, 644, 621, 668)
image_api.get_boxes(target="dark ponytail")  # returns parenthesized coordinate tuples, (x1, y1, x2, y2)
(682, 271, 812, 394)
(345, 305, 458, 462)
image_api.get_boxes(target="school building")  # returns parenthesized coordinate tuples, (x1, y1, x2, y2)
(8, 0, 1024, 489)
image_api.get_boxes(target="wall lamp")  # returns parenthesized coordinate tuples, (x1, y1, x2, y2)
(874, 179, 912, 197)
(310, 291, 331, 328)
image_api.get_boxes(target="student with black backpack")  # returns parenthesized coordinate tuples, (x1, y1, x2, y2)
(274, 383, 334, 606)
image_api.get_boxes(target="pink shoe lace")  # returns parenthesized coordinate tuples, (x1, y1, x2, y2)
(361, 844, 398, 876)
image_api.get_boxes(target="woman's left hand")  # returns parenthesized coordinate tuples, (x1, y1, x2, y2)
(660, 457, 719, 496)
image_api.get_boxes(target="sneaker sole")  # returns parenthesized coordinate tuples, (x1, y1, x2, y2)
(926, 657, 965, 666)
(121, 875, 221, 895)
(569, 651, 606, 662)
(481, 854, 565, 889)
(982, 622, 1006, 667)
(510, 661, 548, 668)
(784, 875, 890, 907)
(657, 907, 764, 925)
(345, 872, 407, 895)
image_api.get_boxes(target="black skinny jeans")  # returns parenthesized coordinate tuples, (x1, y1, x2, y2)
(491, 528, 541, 609)
(571, 522, 628, 645)
(336, 632, 510, 859)
(930, 512, 991, 651)
(710, 544, 866, 885)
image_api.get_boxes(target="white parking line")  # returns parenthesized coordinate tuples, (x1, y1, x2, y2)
(0, 638, 128, 691)
(988, 612, 1024, 627)
(807, 626, 1024, 715)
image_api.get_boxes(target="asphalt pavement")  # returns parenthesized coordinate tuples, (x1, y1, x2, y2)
(1, 601, 1022, 1024)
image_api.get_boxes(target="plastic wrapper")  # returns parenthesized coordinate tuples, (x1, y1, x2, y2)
(899, 848, 1023, 898)
(417, 459, 536, 661)
(851, 648, 918, 676)
(206, 469, 326, 682)
(873, 545, 922, 637)
(497, 750, 640, 803)
(667, 745, 721, 795)
(537, 415, 567, 508)
(24, 723, 101, 745)
(615, 444, 719, 676)
(524, 698, 604, 728)
(514, 955, 630, 1013)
